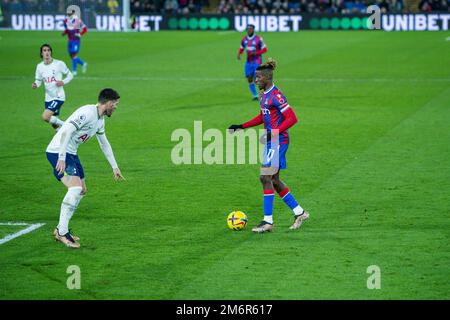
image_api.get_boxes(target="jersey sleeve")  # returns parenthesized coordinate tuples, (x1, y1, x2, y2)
(68, 109, 92, 130)
(79, 18, 88, 35)
(272, 92, 290, 113)
(61, 61, 73, 85)
(97, 120, 105, 135)
(258, 37, 267, 50)
(240, 36, 247, 50)
(60, 61, 70, 75)
(34, 65, 42, 87)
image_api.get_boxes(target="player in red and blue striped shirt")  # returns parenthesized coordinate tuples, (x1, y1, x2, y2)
(237, 24, 267, 101)
(62, 8, 88, 76)
(228, 58, 310, 233)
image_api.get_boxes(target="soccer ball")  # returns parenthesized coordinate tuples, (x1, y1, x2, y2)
(227, 210, 248, 231)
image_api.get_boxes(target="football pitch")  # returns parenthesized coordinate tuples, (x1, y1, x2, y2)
(0, 30, 449, 299)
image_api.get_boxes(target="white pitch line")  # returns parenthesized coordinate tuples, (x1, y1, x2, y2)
(0, 75, 449, 83)
(0, 222, 46, 245)
(0, 222, 30, 226)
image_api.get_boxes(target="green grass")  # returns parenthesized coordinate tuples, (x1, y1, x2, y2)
(0, 30, 449, 299)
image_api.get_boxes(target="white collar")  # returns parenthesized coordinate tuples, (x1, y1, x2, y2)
(263, 84, 275, 94)
(247, 34, 255, 40)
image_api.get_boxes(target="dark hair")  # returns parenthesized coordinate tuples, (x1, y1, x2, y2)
(247, 24, 255, 29)
(98, 88, 120, 103)
(256, 58, 277, 72)
(256, 58, 277, 79)
(40, 44, 52, 58)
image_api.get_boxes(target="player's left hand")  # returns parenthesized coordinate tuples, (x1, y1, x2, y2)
(113, 168, 125, 181)
(56, 160, 66, 175)
(228, 124, 243, 133)
(56, 81, 64, 87)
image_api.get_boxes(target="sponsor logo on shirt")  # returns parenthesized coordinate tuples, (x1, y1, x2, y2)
(73, 114, 86, 127)
(44, 76, 58, 83)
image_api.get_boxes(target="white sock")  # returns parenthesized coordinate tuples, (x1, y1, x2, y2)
(57, 186, 82, 235)
(74, 194, 84, 208)
(264, 215, 273, 224)
(49, 116, 64, 127)
(293, 205, 304, 216)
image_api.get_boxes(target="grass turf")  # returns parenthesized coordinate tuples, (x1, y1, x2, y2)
(0, 30, 449, 299)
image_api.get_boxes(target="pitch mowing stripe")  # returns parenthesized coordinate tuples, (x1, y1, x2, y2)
(0, 222, 45, 245)
(1, 76, 449, 82)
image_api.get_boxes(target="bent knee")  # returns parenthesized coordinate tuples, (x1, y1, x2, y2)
(272, 178, 282, 189)
(259, 175, 272, 185)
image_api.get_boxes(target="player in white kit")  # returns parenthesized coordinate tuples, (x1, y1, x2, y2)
(46, 88, 125, 248)
(32, 44, 73, 130)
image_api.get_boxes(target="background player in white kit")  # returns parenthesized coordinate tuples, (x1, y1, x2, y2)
(32, 44, 73, 130)
(46, 88, 125, 248)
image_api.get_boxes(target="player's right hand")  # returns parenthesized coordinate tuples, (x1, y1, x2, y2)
(237, 54, 241, 60)
(32, 83, 37, 89)
(228, 124, 243, 133)
(56, 160, 66, 175)
(113, 168, 125, 181)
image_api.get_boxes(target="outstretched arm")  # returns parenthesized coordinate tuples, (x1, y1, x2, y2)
(243, 113, 263, 128)
(228, 113, 263, 133)
(96, 133, 125, 181)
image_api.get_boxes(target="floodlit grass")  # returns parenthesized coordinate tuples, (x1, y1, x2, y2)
(0, 30, 449, 299)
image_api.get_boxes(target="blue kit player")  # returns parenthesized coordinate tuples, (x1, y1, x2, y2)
(237, 24, 267, 101)
(62, 7, 88, 76)
(228, 58, 310, 233)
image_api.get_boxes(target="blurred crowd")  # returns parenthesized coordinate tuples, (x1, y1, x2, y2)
(217, 0, 397, 14)
(1, 0, 123, 14)
(132, 0, 210, 14)
(218, 0, 447, 14)
(418, 0, 449, 11)
(0, 0, 210, 14)
(1, 0, 448, 14)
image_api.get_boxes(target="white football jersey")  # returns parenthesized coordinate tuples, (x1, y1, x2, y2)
(34, 59, 71, 102)
(46, 105, 105, 155)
